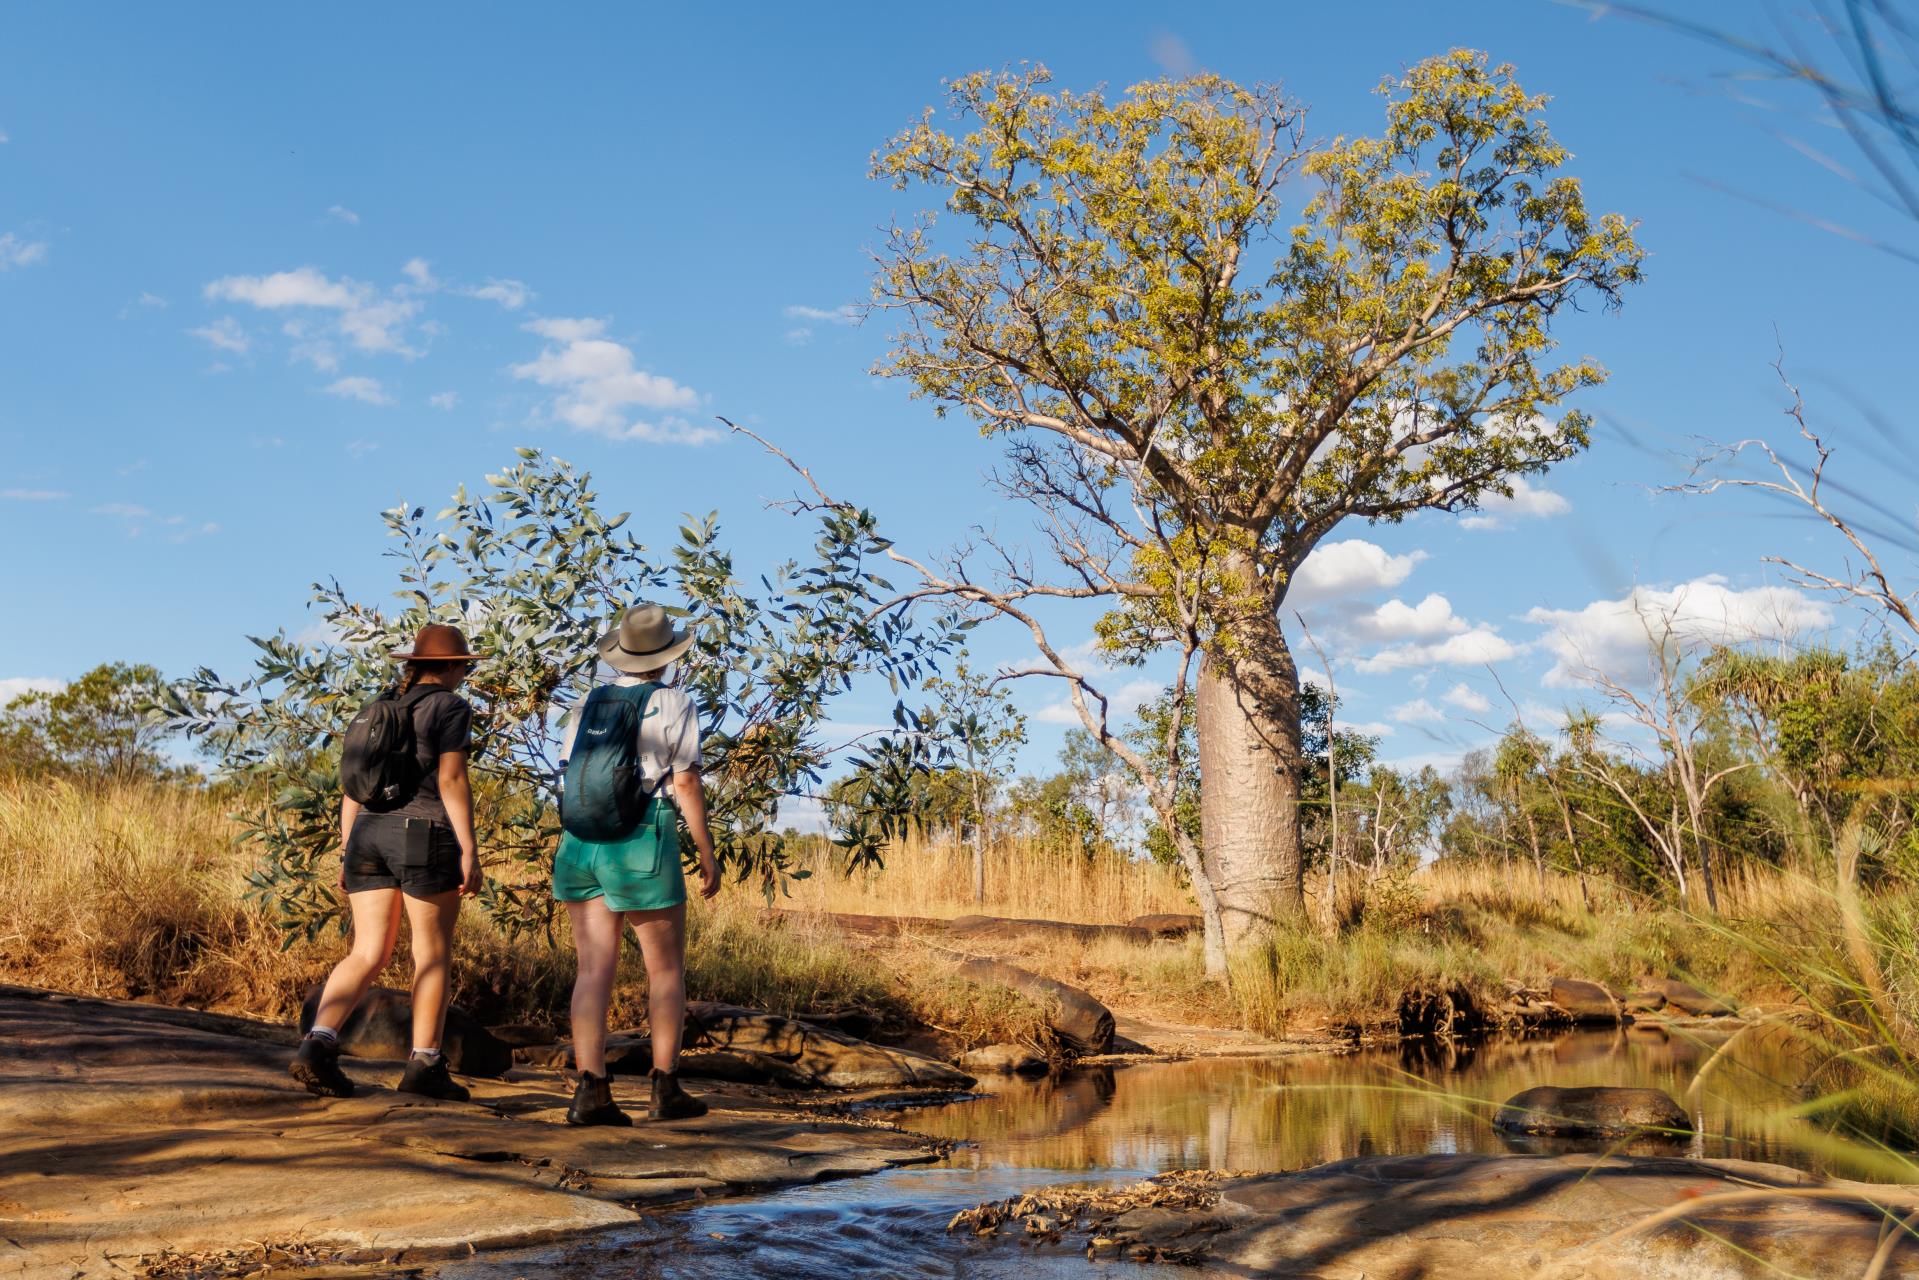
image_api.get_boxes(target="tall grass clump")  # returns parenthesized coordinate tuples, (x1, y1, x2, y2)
(1699, 822, 1919, 1177)
(0, 774, 321, 1015)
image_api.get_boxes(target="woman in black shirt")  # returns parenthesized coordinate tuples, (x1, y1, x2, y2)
(289, 624, 483, 1101)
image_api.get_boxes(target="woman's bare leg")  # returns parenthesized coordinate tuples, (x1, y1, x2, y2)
(566, 898, 626, 1076)
(627, 904, 688, 1074)
(311, 888, 402, 1032)
(402, 889, 462, 1051)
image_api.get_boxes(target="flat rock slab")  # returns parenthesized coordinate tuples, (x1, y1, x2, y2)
(1214, 1153, 1919, 1278)
(978, 1154, 1919, 1278)
(0, 986, 944, 1279)
(687, 1001, 975, 1088)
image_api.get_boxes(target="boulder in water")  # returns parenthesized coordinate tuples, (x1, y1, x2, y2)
(1548, 977, 1623, 1023)
(955, 957, 1115, 1054)
(1494, 1085, 1691, 1137)
(959, 1043, 1050, 1076)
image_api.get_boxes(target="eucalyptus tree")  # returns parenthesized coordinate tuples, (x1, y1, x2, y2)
(923, 660, 1027, 903)
(871, 51, 1642, 944)
(169, 449, 961, 942)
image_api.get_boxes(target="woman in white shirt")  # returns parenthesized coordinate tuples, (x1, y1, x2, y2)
(553, 603, 720, 1124)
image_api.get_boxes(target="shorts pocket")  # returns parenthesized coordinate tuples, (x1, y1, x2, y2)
(397, 818, 436, 871)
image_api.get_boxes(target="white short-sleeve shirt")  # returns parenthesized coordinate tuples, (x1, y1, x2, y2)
(559, 677, 703, 791)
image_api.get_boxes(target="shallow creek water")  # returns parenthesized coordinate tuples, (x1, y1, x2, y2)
(445, 1025, 1853, 1279)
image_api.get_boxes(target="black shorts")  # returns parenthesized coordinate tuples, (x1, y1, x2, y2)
(342, 812, 463, 897)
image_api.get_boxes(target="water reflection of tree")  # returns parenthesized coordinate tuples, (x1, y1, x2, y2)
(921, 1030, 1831, 1178)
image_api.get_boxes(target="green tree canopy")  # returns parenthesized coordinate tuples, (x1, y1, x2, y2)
(1, 663, 182, 783)
(171, 450, 963, 941)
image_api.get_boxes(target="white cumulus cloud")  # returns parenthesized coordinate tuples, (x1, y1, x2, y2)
(0, 677, 62, 705)
(512, 316, 710, 444)
(1389, 698, 1444, 724)
(428, 391, 458, 410)
(1460, 475, 1574, 531)
(204, 266, 421, 356)
(189, 315, 251, 355)
(1032, 677, 1161, 726)
(1356, 626, 1519, 674)
(1442, 682, 1492, 714)
(1525, 576, 1834, 686)
(1289, 539, 1426, 605)
(1354, 593, 1469, 642)
(328, 204, 361, 225)
(465, 278, 530, 310)
(783, 304, 859, 325)
(323, 375, 392, 405)
(0, 232, 48, 269)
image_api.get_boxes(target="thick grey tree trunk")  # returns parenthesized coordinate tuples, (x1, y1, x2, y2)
(1196, 604, 1306, 949)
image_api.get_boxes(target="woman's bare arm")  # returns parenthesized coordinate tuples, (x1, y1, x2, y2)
(438, 749, 481, 894)
(671, 766, 720, 899)
(338, 795, 363, 889)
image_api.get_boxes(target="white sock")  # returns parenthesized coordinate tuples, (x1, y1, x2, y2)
(309, 1026, 339, 1044)
(410, 1047, 442, 1062)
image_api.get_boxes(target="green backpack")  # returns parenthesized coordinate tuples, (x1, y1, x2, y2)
(560, 683, 659, 841)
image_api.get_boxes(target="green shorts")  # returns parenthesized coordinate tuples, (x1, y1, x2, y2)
(552, 799, 686, 912)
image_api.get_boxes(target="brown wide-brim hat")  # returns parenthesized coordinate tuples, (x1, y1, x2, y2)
(597, 603, 694, 674)
(392, 623, 480, 663)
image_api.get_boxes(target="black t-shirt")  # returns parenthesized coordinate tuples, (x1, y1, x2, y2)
(390, 688, 473, 825)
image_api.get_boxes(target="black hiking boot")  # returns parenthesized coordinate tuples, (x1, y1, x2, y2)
(566, 1070, 632, 1126)
(397, 1053, 471, 1102)
(289, 1035, 355, 1098)
(649, 1068, 708, 1121)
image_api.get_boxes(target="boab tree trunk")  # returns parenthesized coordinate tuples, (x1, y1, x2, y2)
(1198, 608, 1307, 943)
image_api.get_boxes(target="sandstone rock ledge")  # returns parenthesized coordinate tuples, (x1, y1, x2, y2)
(0, 985, 947, 1280)
(956, 1153, 1919, 1278)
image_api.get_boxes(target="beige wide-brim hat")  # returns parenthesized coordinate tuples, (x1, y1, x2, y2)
(597, 603, 695, 674)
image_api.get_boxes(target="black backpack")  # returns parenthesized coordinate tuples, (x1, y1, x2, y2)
(340, 685, 441, 812)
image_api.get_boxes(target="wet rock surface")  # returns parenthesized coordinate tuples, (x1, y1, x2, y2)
(1495, 1085, 1692, 1137)
(957, 1155, 1919, 1278)
(0, 984, 947, 1279)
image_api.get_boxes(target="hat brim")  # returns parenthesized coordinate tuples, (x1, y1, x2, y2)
(390, 649, 480, 663)
(597, 624, 694, 674)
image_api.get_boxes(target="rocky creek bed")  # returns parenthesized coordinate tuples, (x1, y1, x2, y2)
(0, 985, 955, 1279)
(5, 961, 1911, 1279)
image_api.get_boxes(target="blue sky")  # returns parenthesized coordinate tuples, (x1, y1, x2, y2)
(1, 2, 1910, 781)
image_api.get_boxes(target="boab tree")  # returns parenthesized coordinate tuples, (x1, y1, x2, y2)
(872, 51, 1642, 949)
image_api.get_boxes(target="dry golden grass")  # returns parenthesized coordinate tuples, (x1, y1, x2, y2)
(0, 774, 1050, 1045)
(0, 775, 324, 1016)
(0, 771, 1829, 1050)
(780, 833, 1193, 924)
